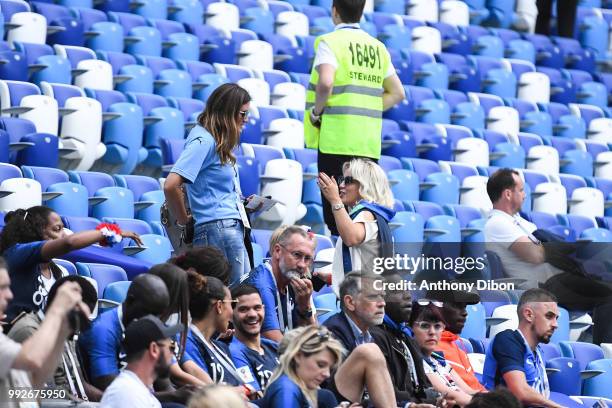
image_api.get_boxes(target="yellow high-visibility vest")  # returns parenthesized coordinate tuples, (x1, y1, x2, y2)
(304, 28, 390, 159)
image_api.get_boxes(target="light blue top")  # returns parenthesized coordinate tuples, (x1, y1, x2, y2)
(170, 125, 241, 225)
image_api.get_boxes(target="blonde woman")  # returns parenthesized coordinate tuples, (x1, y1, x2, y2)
(317, 158, 395, 293)
(165, 83, 255, 286)
(262, 326, 344, 408)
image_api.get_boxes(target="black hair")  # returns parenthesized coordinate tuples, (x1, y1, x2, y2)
(0, 206, 55, 252)
(187, 271, 227, 321)
(170, 246, 230, 285)
(332, 0, 366, 23)
(0, 257, 7, 271)
(486, 168, 520, 203)
(517, 288, 557, 318)
(408, 302, 446, 328)
(230, 284, 261, 308)
(148, 263, 189, 359)
(46, 275, 98, 313)
(465, 388, 521, 408)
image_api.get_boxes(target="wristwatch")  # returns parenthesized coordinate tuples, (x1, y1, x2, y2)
(332, 202, 344, 211)
(297, 307, 313, 319)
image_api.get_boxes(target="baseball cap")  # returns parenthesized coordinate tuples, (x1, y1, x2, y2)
(426, 289, 480, 305)
(123, 315, 184, 356)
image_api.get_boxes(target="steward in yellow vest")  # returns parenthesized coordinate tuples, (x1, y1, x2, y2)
(305, 0, 405, 235)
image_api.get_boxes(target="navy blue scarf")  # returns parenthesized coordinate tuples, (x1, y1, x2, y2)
(342, 200, 395, 273)
(383, 314, 414, 338)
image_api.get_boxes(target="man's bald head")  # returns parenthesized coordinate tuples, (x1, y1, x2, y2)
(123, 274, 169, 324)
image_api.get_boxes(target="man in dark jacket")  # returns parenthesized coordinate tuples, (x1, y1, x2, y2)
(322, 271, 397, 407)
(371, 273, 438, 408)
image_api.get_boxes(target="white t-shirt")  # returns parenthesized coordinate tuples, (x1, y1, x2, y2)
(484, 209, 563, 289)
(313, 24, 396, 79)
(331, 210, 379, 295)
(100, 370, 161, 408)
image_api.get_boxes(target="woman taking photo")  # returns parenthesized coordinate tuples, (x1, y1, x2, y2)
(0, 206, 141, 324)
(164, 83, 254, 286)
(317, 158, 395, 293)
(263, 325, 344, 408)
(409, 301, 477, 407)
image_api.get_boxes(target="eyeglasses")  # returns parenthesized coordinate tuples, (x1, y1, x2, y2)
(336, 175, 358, 185)
(414, 321, 445, 332)
(363, 293, 386, 302)
(238, 110, 249, 119)
(279, 243, 314, 265)
(416, 299, 443, 307)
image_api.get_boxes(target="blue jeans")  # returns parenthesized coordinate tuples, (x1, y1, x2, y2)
(193, 219, 250, 286)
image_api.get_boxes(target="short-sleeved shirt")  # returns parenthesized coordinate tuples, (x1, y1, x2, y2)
(314, 23, 396, 79)
(79, 307, 126, 380)
(4, 241, 67, 323)
(229, 337, 279, 391)
(484, 209, 563, 289)
(241, 263, 298, 333)
(170, 125, 241, 225)
(331, 210, 379, 295)
(262, 374, 311, 408)
(181, 327, 242, 386)
(482, 329, 549, 398)
(0, 333, 30, 408)
(100, 369, 161, 408)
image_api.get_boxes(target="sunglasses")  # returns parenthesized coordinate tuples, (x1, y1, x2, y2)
(416, 299, 443, 307)
(414, 321, 445, 332)
(336, 176, 358, 185)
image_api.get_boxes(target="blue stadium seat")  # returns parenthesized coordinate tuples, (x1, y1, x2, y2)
(102, 280, 131, 304)
(546, 357, 582, 396)
(583, 359, 612, 399)
(388, 170, 419, 202)
(45, 182, 89, 217)
(61, 215, 100, 232)
(90, 186, 135, 219)
(420, 172, 460, 205)
(76, 262, 127, 295)
(125, 25, 162, 57)
(97, 102, 146, 174)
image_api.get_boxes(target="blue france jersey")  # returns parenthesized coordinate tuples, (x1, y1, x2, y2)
(483, 329, 549, 397)
(230, 337, 279, 391)
(182, 328, 242, 386)
(79, 307, 126, 379)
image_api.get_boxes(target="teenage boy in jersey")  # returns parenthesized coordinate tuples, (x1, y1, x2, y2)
(241, 226, 317, 342)
(483, 288, 563, 408)
(305, 0, 405, 235)
(229, 284, 279, 392)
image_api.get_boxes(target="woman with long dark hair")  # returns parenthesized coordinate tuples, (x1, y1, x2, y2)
(181, 271, 254, 400)
(164, 83, 254, 286)
(0, 206, 140, 324)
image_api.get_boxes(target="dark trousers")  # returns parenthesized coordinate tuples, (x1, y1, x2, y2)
(317, 151, 377, 236)
(535, 0, 578, 38)
(543, 272, 612, 344)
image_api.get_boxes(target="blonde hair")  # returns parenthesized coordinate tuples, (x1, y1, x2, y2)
(343, 158, 394, 208)
(187, 385, 247, 408)
(267, 326, 344, 408)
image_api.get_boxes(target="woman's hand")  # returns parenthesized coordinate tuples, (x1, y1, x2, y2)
(121, 230, 143, 246)
(317, 172, 341, 204)
(244, 195, 263, 214)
